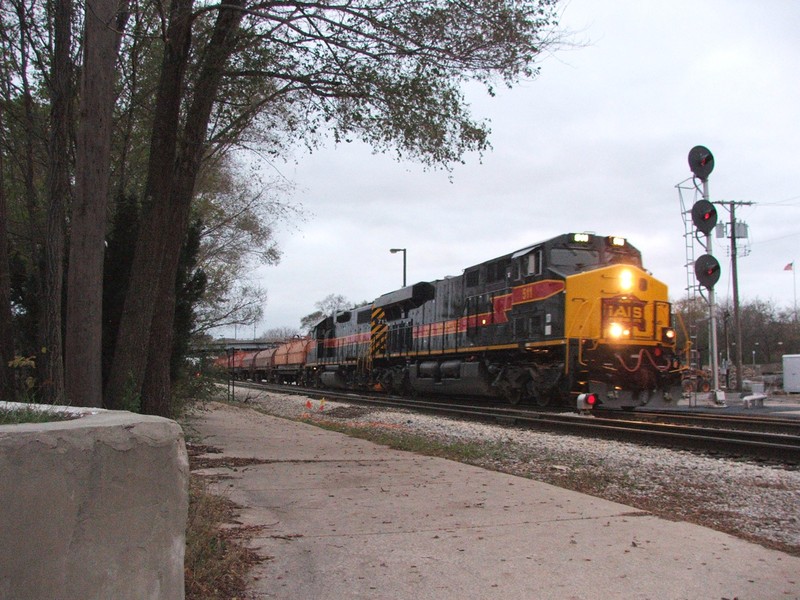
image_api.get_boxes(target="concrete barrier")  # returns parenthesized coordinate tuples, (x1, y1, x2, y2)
(0, 406, 188, 599)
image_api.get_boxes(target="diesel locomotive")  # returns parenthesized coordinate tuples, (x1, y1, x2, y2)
(305, 232, 684, 410)
(222, 233, 684, 410)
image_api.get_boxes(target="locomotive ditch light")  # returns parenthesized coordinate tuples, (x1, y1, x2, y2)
(662, 328, 676, 343)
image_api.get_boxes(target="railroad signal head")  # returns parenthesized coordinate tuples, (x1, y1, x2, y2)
(688, 145, 714, 180)
(694, 254, 721, 289)
(691, 199, 718, 235)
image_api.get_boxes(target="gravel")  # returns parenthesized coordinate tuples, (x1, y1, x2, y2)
(225, 386, 800, 557)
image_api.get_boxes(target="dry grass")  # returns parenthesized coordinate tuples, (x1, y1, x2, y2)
(184, 446, 267, 600)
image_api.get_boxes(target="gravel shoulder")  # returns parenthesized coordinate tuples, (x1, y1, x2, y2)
(216, 386, 800, 557)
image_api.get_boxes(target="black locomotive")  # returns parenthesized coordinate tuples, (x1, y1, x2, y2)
(305, 233, 683, 410)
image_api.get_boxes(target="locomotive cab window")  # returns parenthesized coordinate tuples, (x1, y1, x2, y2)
(486, 261, 506, 283)
(527, 250, 543, 277)
(465, 269, 480, 288)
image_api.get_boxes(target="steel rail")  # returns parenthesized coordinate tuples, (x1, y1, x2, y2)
(594, 408, 800, 436)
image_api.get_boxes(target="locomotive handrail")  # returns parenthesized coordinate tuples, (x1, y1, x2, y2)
(675, 311, 694, 366)
(567, 296, 601, 367)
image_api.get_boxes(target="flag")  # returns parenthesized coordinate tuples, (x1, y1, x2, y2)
(785, 262, 794, 271)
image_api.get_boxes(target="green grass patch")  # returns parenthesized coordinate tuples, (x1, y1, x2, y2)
(308, 418, 506, 463)
(0, 405, 77, 425)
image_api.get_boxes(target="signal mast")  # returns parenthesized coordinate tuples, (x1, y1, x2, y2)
(685, 145, 725, 405)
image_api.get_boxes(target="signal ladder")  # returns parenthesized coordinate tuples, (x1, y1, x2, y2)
(676, 177, 703, 372)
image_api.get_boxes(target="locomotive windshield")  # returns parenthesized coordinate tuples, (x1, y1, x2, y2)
(546, 234, 643, 274)
(550, 248, 600, 273)
(604, 246, 642, 267)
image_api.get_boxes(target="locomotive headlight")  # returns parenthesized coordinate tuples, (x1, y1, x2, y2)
(608, 322, 631, 339)
(619, 269, 634, 291)
(662, 328, 676, 343)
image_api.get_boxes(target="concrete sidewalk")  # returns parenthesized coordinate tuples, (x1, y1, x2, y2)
(190, 402, 800, 599)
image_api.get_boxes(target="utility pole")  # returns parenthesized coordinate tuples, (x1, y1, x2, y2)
(730, 201, 741, 392)
(718, 200, 754, 393)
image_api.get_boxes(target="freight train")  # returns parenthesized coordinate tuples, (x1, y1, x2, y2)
(221, 233, 685, 410)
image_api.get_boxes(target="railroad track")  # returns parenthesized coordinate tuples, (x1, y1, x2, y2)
(227, 379, 800, 465)
(595, 407, 800, 436)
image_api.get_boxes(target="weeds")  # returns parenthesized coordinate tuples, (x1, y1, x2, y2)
(184, 476, 265, 600)
(309, 418, 504, 463)
(172, 373, 219, 419)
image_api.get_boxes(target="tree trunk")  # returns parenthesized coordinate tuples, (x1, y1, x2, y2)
(65, 0, 124, 407)
(0, 142, 14, 400)
(104, 0, 195, 409)
(139, 0, 245, 416)
(15, 4, 45, 392)
(40, 0, 73, 405)
(141, 194, 193, 416)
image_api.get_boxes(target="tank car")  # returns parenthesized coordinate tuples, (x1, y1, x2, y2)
(251, 347, 277, 382)
(221, 349, 254, 380)
(306, 233, 683, 410)
(273, 338, 314, 384)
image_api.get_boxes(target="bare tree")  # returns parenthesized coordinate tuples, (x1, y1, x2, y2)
(260, 327, 301, 341)
(315, 294, 352, 316)
(190, 158, 294, 335)
(39, 0, 73, 404)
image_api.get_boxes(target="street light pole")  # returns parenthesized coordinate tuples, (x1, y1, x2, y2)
(390, 248, 407, 287)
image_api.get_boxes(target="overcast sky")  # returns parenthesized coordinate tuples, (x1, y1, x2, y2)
(237, 0, 800, 337)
